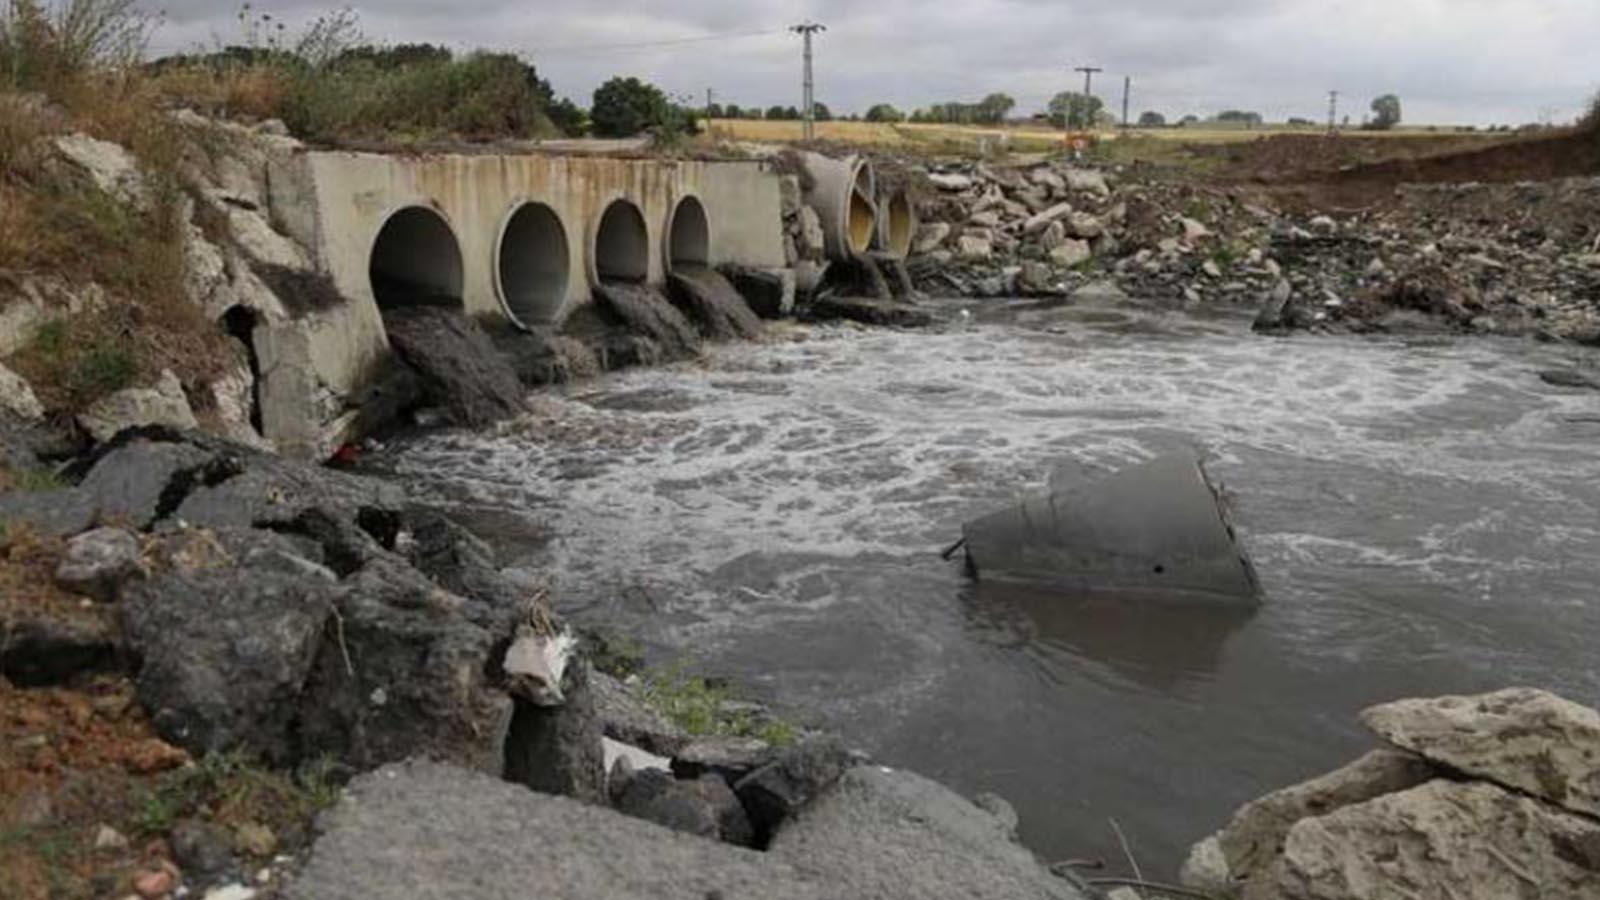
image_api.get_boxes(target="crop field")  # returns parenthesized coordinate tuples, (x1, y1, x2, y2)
(707, 117, 1483, 152)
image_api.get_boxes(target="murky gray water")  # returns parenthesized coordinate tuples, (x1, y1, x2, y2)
(377, 299, 1600, 876)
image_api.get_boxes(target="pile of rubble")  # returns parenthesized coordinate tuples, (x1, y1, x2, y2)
(905, 158, 1600, 343)
(1182, 687, 1600, 900)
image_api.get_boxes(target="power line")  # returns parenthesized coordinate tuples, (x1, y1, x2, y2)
(791, 21, 825, 141)
(1073, 65, 1103, 130)
(526, 27, 786, 56)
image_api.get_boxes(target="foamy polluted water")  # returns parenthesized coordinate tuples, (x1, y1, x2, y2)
(376, 300, 1600, 874)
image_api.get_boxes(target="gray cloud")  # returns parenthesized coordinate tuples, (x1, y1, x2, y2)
(147, 0, 1600, 125)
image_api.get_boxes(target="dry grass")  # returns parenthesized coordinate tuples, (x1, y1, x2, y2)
(0, 3, 234, 417)
(709, 117, 1481, 154)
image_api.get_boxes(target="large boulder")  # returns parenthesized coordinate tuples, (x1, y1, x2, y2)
(768, 766, 1084, 900)
(297, 554, 514, 773)
(1247, 779, 1600, 900)
(502, 659, 606, 804)
(613, 768, 754, 847)
(77, 369, 198, 443)
(1184, 749, 1436, 891)
(291, 760, 1090, 900)
(733, 735, 853, 845)
(75, 436, 218, 529)
(123, 547, 337, 762)
(1361, 688, 1600, 819)
(290, 760, 832, 900)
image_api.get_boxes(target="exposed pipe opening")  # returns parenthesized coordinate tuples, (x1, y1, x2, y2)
(496, 202, 570, 327)
(666, 195, 711, 272)
(594, 199, 649, 284)
(875, 190, 915, 259)
(848, 189, 876, 255)
(369, 206, 465, 310)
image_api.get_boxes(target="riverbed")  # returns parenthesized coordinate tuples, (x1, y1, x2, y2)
(375, 298, 1600, 876)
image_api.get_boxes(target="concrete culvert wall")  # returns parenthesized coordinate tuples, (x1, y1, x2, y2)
(667, 195, 711, 271)
(369, 206, 465, 309)
(496, 202, 570, 327)
(874, 190, 915, 260)
(594, 199, 650, 284)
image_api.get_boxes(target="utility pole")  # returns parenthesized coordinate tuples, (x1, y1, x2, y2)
(1073, 65, 1103, 130)
(1121, 75, 1131, 131)
(1327, 90, 1339, 134)
(706, 88, 714, 115)
(791, 22, 826, 141)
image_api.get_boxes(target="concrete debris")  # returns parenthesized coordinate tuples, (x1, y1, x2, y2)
(905, 161, 1600, 343)
(960, 454, 1261, 602)
(381, 304, 528, 429)
(77, 369, 199, 443)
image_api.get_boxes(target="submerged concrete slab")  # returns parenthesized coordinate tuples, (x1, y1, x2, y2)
(961, 455, 1261, 602)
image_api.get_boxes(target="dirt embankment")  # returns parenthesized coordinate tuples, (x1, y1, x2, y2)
(1209, 127, 1600, 210)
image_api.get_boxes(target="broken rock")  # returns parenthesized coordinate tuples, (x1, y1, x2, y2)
(1249, 779, 1600, 900)
(54, 526, 142, 602)
(1361, 687, 1600, 819)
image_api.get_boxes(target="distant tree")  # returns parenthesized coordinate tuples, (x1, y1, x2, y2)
(977, 92, 1016, 124)
(1287, 117, 1317, 127)
(723, 103, 741, 118)
(1216, 109, 1264, 127)
(1137, 110, 1166, 127)
(591, 76, 670, 137)
(908, 108, 928, 123)
(336, 43, 452, 69)
(812, 102, 833, 121)
(1047, 91, 1104, 129)
(1369, 93, 1402, 130)
(706, 102, 725, 119)
(1178, 114, 1200, 126)
(764, 105, 787, 120)
(865, 103, 904, 123)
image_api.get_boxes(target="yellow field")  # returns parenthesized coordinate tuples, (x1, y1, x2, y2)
(707, 118, 1474, 152)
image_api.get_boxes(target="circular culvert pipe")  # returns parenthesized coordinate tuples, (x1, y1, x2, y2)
(495, 201, 571, 327)
(666, 195, 711, 273)
(799, 151, 878, 261)
(592, 198, 650, 285)
(873, 188, 916, 259)
(369, 205, 465, 309)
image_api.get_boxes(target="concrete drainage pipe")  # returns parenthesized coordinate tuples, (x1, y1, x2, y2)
(496, 201, 571, 327)
(873, 188, 916, 260)
(666, 195, 711, 272)
(369, 206, 465, 309)
(592, 198, 650, 285)
(799, 151, 878, 261)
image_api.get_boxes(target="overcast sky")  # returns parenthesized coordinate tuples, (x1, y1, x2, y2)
(147, 1, 1599, 126)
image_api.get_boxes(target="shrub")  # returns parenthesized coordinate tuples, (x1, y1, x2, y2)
(0, 0, 152, 93)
